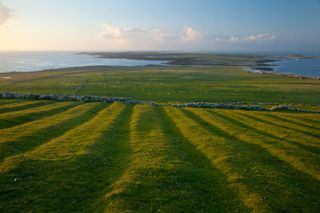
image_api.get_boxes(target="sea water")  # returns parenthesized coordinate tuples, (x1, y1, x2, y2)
(269, 58, 320, 77)
(0, 51, 165, 73)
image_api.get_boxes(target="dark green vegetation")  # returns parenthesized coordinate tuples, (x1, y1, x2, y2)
(0, 99, 319, 212)
(82, 52, 266, 66)
(1, 66, 320, 104)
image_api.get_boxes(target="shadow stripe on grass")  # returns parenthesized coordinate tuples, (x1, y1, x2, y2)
(0, 103, 102, 163)
(0, 100, 20, 106)
(0, 100, 35, 108)
(28, 103, 126, 160)
(0, 101, 52, 114)
(104, 105, 190, 212)
(240, 112, 320, 140)
(0, 102, 74, 130)
(262, 112, 320, 132)
(224, 110, 320, 155)
(271, 113, 320, 131)
(292, 116, 320, 125)
(157, 107, 249, 212)
(209, 110, 320, 181)
(0, 104, 132, 213)
(102, 105, 245, 213)
(1, 103, 125, 173)
(184, 108, 320, 212)
(165, 107, 270, 212)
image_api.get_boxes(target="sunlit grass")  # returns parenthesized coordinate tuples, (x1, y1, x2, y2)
(0, 99, 319, 212)
(164, 107, 269, 212)
(208, 109, 320, 180)
(1, 66, 319, 104)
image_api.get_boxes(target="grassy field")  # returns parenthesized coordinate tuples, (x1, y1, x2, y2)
(1, 66, 320, 104)
(0, 99, 319, 212)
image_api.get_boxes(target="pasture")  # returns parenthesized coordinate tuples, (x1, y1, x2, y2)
(0, 99, 319, 212)
(1, 66, 320, 104)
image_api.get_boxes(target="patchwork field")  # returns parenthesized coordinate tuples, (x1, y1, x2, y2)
(0, 99, 319, 212)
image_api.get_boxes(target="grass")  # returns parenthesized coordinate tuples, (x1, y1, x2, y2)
(1, 99, 319, 212)
(0, 62, 319, 212)
(0, 101, 73, 129)
(1, 66, 320, 104)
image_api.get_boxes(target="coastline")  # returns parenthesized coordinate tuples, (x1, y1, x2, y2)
(1, 51, 318, 80)
(244, 55, 320, 80)
(242, 66, 320, 80)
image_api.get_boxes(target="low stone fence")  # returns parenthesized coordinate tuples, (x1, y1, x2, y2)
(0, 92, 158, 106)
(171, 102, 267, 111)
(0, 92, 318, 113)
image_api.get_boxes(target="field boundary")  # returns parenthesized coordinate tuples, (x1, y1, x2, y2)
(1, 92, 319, 113)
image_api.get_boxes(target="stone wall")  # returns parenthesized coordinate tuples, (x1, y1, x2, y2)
(0, 92, 318, 113)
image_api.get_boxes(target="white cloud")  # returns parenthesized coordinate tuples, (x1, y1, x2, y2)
(99, 24, 173, 46)
(227, 33, 276, 43)
(99, 24, 124, 40)
(99, 24, 201, 49)
(244, 33, 276, 41)
(181, 26, 201, 42)
(0, 1, 11, 26)
(98, 24, 276, 50)
(229, 36, 239, 42)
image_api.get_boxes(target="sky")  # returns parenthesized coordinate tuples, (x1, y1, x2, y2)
(0, 0, 319, 52)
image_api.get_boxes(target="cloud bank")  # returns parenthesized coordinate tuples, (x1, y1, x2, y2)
(228, 34, 276, 42)
(99, 24, 202, 50)
(0, 1, 11, 26)
(181, 27, 201, 42)
(98, 24, 277, 50)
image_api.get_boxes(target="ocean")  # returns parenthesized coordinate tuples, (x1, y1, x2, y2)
(268, 58, 320, 77)
(0, 51, 165, 73)
(0, 51, 319, 77)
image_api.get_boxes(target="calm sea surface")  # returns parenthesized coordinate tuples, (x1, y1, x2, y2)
(0, 51, 165, 73)
(269, 58, 320, 77)
(1, 51, 319, 77)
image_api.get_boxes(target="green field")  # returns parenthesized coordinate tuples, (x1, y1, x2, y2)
(0, 99, 319, 212)
(1, 65, 320, 212)
(1, 66, 320, 104)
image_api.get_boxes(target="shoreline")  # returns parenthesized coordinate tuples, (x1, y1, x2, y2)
(1, 63, 319, 81)
(1, 51, 319, 79)
(243, 66, 320, 80)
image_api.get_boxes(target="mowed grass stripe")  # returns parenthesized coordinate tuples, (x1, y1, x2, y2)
(286, 113, 320, 125)
(104, 105, 183, 212)
(0, 103, 100, 162)
(103, 105, 239, 212)
(0, 100, 51, 114)
(263, 112, 320, 132)
(157, 107, 248, 212)
(0, 105, 132, 213)
(28, 102, 125, 160)
(226, 110, 320, 153)
(0, 103, 88, 144)
(234, 112, 320, 153)
(0, 99, 20, 106)
(239, 111, 320, 140)
(0, 100, 30, 107)
(184, 108, 320, 211)
(0, 102, 73, 129)
(210, 110, 320, 180)
(165, 107, 270, 212)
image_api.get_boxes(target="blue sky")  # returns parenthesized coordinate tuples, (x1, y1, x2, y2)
(0, 0, 319, 51)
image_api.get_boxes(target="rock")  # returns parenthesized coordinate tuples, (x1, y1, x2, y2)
(0, 92, 315, 113)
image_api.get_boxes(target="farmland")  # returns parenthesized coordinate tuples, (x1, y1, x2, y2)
(0, 65, 320, 212)
(1, 0, 320, 211)
(0, 99, 319, 212)
(1, 66, 320, 104)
